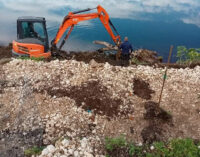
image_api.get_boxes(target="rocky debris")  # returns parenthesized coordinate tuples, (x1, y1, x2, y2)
(131, 49, 162, 64)
(0, 58, 200, 156)
(39, 137, 104, 157)
(55, 50, 122, 66)
(0, 128, 44, 157)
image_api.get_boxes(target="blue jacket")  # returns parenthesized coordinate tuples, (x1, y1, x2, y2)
(120, 41, 133, 54)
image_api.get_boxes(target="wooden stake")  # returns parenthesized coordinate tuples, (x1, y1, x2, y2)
(158, 45, 173, 105)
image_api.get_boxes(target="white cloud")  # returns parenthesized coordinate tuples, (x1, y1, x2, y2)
(1, 0, 199, 21)
(182, 13, 200, 27)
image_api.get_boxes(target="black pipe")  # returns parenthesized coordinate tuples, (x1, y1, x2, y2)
(72, 8, 95, 14)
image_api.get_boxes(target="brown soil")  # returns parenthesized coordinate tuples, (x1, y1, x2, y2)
(141, 101, 173, 144)
(133, 78, 155, 100)
(0, 44, 12, 59)
(158, 62, 200, 69)
(106, 147, 130, 157)
(41, 80, 134, 118)
(55, 50, 127, 66)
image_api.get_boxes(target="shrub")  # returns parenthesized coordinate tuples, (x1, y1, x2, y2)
(177, 46, 200, 64)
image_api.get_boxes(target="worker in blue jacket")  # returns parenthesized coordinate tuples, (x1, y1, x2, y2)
(119, 37, 133, 60)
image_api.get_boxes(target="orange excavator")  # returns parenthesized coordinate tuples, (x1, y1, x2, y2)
(12, 5, 121, 58)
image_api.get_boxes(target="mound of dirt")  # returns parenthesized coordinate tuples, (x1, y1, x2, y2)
(106, 147, 130, 157)
(0, 44, 12, 59)
(141, 101, 173, 144)
(55, 50, 125, 66)
(132, 49, 162, 64)
(143, 101, 172, 122)
(158, 62, 200, 69)
(133, 78, 155, 100)
(43, 81, 133, 118)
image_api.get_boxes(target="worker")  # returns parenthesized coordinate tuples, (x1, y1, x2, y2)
(27, 22, 38, 38)
(119, 37, 133, 60)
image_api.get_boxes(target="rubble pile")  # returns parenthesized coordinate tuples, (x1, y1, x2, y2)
(0, 58, 200, 156)
(131, 49, 162, 64)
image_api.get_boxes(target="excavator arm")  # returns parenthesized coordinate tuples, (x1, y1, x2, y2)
(51, 5, 121, 51)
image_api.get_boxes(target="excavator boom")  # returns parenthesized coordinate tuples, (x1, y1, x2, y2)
(51, 5, 121, 51)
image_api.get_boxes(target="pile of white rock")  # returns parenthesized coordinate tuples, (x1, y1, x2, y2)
(40, 137, 104, 157)
(1, 58, 200, 157)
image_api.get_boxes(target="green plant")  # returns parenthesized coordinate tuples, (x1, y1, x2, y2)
(18, 56, 45, 61)
(129, 144, 135, 156)
(105, 137, 145, 157)
(169, 138, 200, 157)
(24, 146, 45, 156)
(148, 139, 200, 157)
(105, 136, 127, 151)
(105, 137, 200, 157)
(129, 144, 144, 157)
(177, 46, 200, 64)
(147, 142, 170, 157)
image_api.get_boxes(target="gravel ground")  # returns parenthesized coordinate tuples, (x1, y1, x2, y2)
(0, 58, 200, 157)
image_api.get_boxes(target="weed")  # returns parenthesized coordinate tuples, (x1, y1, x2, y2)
(105, 137, 200, 157)
(18, 56, 45, 61)
(105, 136, 127, 151)
(24, 146, 45, 156)
(129, 144, 144, 157)
(148, 139, 200, 157)
(169, 138, 200, 157)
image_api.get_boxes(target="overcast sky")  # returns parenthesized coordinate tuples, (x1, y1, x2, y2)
(0, 0, 200, 26)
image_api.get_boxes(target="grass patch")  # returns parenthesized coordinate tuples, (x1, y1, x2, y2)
(24, 146, 45, 156)
(105, 136, 127, 151)
(18, 56, 45, 61)
(105, 137, 200, 157)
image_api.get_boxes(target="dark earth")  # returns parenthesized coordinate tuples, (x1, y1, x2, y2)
(40, 80, 134, 118)
(141, 101, 173, 144)
(0, 44, 12, 59)
(133, 78, 155, 100)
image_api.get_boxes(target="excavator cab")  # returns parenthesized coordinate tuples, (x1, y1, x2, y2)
(12, 17, 51, 58)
